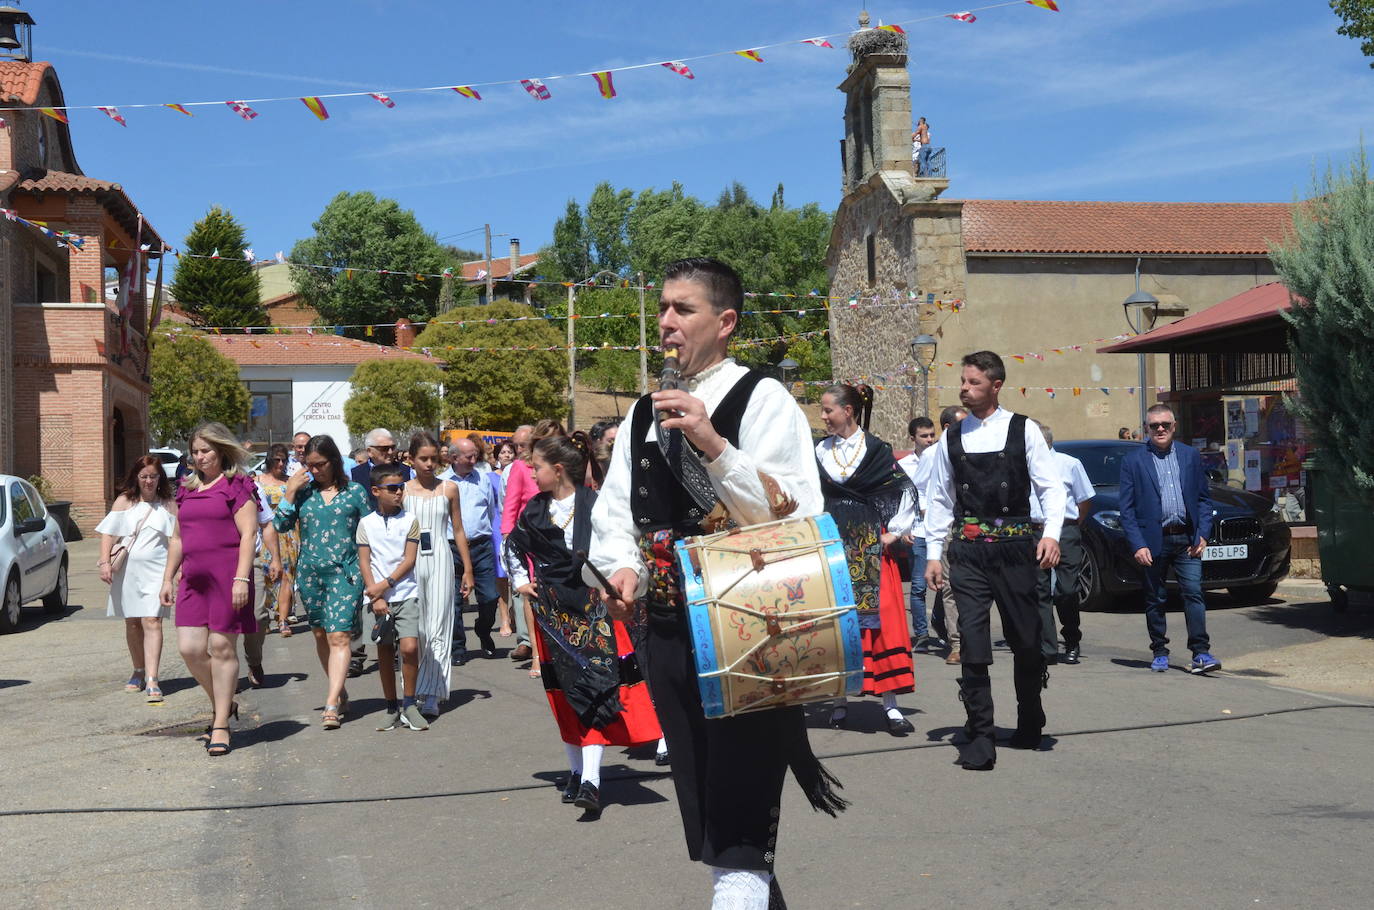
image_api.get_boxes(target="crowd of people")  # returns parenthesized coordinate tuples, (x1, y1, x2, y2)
(93, 256, 1224, 910)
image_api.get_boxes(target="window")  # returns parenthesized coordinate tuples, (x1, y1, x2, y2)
(242, 380, 294, 447)
(20, 482, 46, 519)
(10, 482, 34, 524)
(35, 263, 58, 302)
(865, 234, 876, 285)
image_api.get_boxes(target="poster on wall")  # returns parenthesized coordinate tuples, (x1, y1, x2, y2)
(1244, 449, 1262, 491)
(1225, 440, 1243, 469)
(1244, 397, 1261, 436)
(1226, 400, 1246, 439)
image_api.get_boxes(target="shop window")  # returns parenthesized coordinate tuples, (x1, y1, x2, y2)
(243, 380, 294, 448)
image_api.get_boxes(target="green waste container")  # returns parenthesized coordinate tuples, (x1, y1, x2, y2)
(1308, 459, 1374, 611)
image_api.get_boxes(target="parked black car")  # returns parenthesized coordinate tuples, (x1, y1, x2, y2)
(1055, 440, 1291, 610)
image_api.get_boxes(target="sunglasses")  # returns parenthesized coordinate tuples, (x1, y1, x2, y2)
(371, 444, 396, 452)
(375, 482, 406, 492)
(1147, 421, 1174, 430)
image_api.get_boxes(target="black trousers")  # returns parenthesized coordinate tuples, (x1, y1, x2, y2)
(1036, 524, 1085, 657)
(949, 538, 1046, 765)
(643, 611, 795, 872)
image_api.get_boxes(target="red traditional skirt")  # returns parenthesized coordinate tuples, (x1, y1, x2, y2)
(534, 619, 662, 747)
(860, 552, 916, 696)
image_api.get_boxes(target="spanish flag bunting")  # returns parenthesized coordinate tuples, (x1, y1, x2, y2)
(801, 37, 833, 47)
(165, 103, 193, 116)
(1020, 387, 1027, 396)
(876, 24, 906, 33)
(1026, 0, 1059, 10)
(592, 71, 616, 99)
(1072, 387, 1082, 396)
(1012, 355, 1026, 363)
(345, 268, 354, 280)
(38, 107, 68, 123)
(96, 106, 127, 127)
(735, 49, 764, 62)
(452, 86, 482, 100)
(301, 97, 330, 120)
(415, 273, 425, 281)
(661, 61, 695, 79)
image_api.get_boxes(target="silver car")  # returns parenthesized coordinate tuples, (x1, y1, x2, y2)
(0, 474, 69, 633)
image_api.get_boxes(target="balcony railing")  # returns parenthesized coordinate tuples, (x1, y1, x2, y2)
(914, 146, 947, 179)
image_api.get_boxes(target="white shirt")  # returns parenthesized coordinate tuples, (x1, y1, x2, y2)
(587, 358, 824, 596)
(896, 447, 934, 539)
(285, 456, 304, 478)
(1031, 450, 1096, 523)
(356, 509, 421, 601)
(923, 407, 1066, 560)
(510, 492, 576, 589)
(818, 429, 920, 536)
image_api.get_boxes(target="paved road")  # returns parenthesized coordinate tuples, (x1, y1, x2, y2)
(3, 539, 1373, 909)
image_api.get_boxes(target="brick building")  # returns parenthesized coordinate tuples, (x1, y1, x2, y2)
(826, 23, 1291, 442)
(0, 48, 164, 531)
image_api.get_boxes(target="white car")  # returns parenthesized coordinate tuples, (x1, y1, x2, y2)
(149, 448, 182, 480)
(1, 474, 69, 633)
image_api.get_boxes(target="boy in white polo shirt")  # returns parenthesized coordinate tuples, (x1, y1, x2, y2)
(356, 466, 424, 731)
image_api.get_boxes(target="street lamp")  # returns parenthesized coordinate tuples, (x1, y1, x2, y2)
(1122, 260, 1160, 435)
(909, 334, 938, 420)
(778, 357, 799, 393)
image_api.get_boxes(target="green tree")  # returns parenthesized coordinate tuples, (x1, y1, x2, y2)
(148, 330, 251, 444)
(343, 359, 445, 441)
(168, 207, 264, 327)
(415, 300, 566, 428)
(1332, 1, 1374, 66)
(1270, 149, 1374, 502)
(550, 199, 589, 281)
(290, 192, 449, 330)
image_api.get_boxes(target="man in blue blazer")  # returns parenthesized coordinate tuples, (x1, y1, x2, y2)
(1118, 404, 1221, 674)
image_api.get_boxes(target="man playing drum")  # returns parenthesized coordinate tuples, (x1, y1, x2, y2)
(591, 257, 843, 910)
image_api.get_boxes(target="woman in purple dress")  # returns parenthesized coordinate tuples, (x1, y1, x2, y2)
(159, 422, 260, 757)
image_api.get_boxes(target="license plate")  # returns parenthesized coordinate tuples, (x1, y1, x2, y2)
(1203, 544, 1248, 561)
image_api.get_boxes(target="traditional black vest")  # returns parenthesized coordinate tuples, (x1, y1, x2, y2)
(948, 413, 1032, 522)
(629, 368, 765, 536)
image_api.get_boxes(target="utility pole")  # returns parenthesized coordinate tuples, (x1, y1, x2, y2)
(637, 270, 648, 394)
(566, 282, 577, 428)
(483, 223, 494, 305)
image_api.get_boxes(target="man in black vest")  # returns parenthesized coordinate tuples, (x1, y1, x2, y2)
(924, 351, 1066, 771)
(590, 258, 835, 910)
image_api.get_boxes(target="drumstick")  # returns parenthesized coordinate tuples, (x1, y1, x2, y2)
(574, 550, 620, 599)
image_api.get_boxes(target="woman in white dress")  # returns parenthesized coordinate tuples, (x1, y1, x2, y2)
(405, 432, 474, 718)
(96, 455, 178, 704)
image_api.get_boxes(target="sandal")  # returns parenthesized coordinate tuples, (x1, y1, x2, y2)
(146, 681, 164, 704)
(247, 665, 265, 688)
(279, 624, 293, 638)
(321, 706, 342, 730)
(124, 670, 146, 692)
(206, 727, 232, 756)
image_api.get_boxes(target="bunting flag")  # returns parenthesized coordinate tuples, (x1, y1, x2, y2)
(520, 79, 551, 100)
(275, 251, 285, 262)
(243, 248, 255, 261)
(38, 107, 68, 123)
(451, 85, 481, 100)
(948, 12, 977, 22)
(300, 97, 330, 120)
(735, 49, 764, 62)
(164, 103, 193, 116)
(591, 71, 616, 99)
(225, 100, 259, 120)
(96, 105, 127, 126)
(802, 37, 833, 47)
(661, 60, 695, 79)
(118, 216, 142, 356)
(1027, 0, 1060, 9)
(148, 248, 165, 332)
(370, 92, 396, 108)
(876, 24, 906, 33)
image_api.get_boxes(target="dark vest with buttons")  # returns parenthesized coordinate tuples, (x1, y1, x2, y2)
(948, 413, 1032, 522)
(629, 369, 766, 537)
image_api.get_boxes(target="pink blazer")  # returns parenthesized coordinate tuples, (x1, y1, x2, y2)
(501, 458, 537, 535)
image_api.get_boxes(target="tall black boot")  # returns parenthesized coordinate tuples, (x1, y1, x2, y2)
(957, 666, 996, 770)
(768, 875, 787, 910)
(1009, 651, 1046, 749)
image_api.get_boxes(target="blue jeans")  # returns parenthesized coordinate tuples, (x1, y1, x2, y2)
(908, 536, 929, 638)
(1142, 533, 1210, 657)
(917, 145, 934, 176)
(451, 535, 499, 653)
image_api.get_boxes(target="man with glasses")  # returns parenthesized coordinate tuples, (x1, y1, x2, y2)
(441, 437, 501, 662)
(286, 431, 311, 477)
(1118, 404, 1220, 675)
(350, 428, 411, 508)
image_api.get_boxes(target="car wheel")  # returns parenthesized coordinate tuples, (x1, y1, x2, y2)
(0, 574, 20, 633)
(42, 557, 68, 614)
(1227, 581, 1279, 606)
(1077, 548, 1108, 611)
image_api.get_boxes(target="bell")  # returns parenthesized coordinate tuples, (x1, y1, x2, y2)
(0, 23, 18, 51)
(0, 5, 35, 59)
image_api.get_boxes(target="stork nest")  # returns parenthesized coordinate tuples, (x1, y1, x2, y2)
(847, 27, 907, 62)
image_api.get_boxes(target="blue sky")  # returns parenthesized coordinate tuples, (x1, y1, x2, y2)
(24, 0, 1373, 265)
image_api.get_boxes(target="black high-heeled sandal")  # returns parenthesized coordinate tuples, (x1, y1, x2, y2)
(206, 727, 232, 756)
(197, 702, 239, 742)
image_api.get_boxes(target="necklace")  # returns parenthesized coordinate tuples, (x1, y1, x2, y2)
(554, 504, 576, 530)
(830, 433, 863, 479)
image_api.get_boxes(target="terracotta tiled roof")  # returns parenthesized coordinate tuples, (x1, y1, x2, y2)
(462, 252, 539, 280)
(0, 61, 51, 104)
(960, 200, 1294, 255)
(1099, 282, 1296, 353)
(16, 171, 121, 194)
(199, 333, 440, 366)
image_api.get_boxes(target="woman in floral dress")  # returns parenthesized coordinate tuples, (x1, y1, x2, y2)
(274, 435, 371, 729)
(257, 444, 299, 635)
